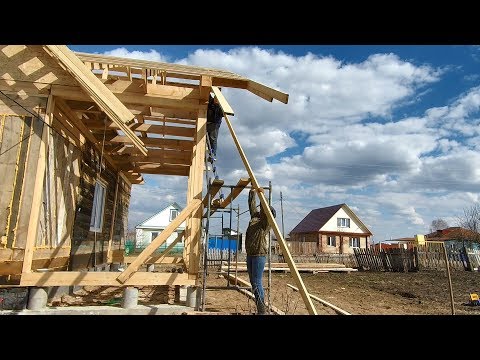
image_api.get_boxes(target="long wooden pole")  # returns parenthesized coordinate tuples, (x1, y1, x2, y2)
(223, 114, 317, 315)
(442, 243, 455, 315)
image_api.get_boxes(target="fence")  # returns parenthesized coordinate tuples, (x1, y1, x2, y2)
(314, 253, 358, 268)
(353, 243, 479, 272)
(353, 248, 417, 272)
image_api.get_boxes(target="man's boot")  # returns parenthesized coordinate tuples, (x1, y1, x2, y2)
(257, 300, 266, 315)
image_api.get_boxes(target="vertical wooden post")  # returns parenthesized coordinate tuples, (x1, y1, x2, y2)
(442, 242, 455, 315)
(183, 107, 207, 278)
(21, 95, 54, 276)
(223, 114, 318, 315)
(107, 173, 120, 263)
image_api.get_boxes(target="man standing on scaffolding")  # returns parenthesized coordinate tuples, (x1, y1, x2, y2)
(245, 187, 276, 315)
(206, 91, 223, 163)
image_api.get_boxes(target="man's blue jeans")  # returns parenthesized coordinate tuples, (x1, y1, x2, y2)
(246, 255, 266, 314)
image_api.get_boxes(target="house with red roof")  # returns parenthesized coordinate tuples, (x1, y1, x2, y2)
(288, 204, 372, 255)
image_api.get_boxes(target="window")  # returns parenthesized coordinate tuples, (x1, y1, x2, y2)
(151, 232, 159, 241)
(337, 218, 350, 228)
(350, 237, 360, 248)
(90, 181, 106, 232)
(327, 236, 336, 247)
(170, 209, 178, 221)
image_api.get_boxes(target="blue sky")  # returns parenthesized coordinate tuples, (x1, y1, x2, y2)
(71, 45, 480, 243)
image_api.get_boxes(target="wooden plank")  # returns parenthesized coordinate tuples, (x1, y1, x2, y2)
(123, 255, 183, 265)
(183, 108, 207, 277)
(20, 271, 195, 286)
(83, 120, 196, 138)
(211, 86, 234, 115)
(120, 166, 189, 176)
(51, 85, 200, 112)
(112, 154, 191, 166)
(286, 283, 351, 315)
(247, 80, 289, 104)
(221, 265, 354, 272)
(116, 199, 201, 283)
(105, 135, 194, 150)
(223, 113, 317, 315)
(202, 178, 224, 206)
(21, 95, 54, 273)
(209, 178, 250, 215)
(45, 46, 147, 156)
(106, 173, 120, 263)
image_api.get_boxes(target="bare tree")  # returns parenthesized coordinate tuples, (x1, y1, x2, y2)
(456, 204, 480, 244)
(430, 218, 449, 233)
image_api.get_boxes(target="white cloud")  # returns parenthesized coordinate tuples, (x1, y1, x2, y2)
(102, 47, 168, 62)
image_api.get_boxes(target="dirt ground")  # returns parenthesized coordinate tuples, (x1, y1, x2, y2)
(52, 269, 480, 315)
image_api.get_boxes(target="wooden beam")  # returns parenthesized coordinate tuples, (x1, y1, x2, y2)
(116, 147, 191, 158)
(123, 256, 183, 265)
(120, 166, 189, 176)
(223, 114, 317, 315)
(211, 86, 234, 115)
(183, 108, 207, 278)
(21, 94, 54, 274)
(286, 283, 351, 315)
(202, 178, 224, 206)
(112, 155, 191, 166)
(51, 85, 201, 112)
(83, 120, 196, 138)
(116, 199, 202, 283)
(44, 46, 148, 156)
(104, 135, 194, 150)
(20, 271, 195, 286)
(211, 178, 250, 214)
(106, 173, 120, 263)
(247, 80, 289, 104)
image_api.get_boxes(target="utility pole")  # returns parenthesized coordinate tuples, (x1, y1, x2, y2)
(280, 191, 285, 239)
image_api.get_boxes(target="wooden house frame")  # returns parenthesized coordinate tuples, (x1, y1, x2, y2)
(0, 45, 317, 314)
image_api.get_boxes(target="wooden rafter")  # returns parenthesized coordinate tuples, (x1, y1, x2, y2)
(44, 46, 148, 156)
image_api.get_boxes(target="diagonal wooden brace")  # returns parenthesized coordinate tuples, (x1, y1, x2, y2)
(116, 199, 201, 283)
